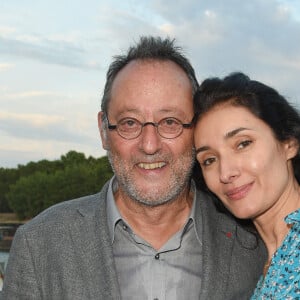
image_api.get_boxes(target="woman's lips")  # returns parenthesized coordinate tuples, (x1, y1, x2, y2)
(225, 182, 254, 201)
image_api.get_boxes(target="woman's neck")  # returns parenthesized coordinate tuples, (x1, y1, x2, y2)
(253, 183, 300, 260)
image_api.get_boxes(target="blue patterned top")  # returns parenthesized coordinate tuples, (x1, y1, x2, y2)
(251, 209, 300, 300)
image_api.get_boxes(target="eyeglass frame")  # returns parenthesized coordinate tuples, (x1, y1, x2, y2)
(106, 115, 195, 140)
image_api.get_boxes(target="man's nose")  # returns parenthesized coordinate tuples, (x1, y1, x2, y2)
(139, 123, 162, 154)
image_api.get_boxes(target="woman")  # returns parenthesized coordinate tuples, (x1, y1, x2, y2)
(193, 72, 300, 299)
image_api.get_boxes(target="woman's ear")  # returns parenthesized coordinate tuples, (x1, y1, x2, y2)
(284, 138, 299, 160)
(98, 111, 110, 150)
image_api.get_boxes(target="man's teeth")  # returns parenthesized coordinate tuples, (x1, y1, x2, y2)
(138, 162, 166, 170)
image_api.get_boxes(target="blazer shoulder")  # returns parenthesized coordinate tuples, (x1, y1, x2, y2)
(19, 180, 110, 233)
(196, 189, 234, 222)
(196, 188, 264, 250)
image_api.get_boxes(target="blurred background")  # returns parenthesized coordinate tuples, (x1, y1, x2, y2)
(1, 0, 300, 168)
(1, 0, 300, 284)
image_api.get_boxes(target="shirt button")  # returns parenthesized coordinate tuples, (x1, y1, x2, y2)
(154, 253, 160, 260)
(122, 224, 128, 230)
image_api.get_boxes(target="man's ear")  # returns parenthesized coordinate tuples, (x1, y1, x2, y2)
(284, 138, 299, 160)
(98, 111, 109, 150)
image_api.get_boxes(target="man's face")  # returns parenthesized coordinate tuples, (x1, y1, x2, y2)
(99, 60, 195, 206)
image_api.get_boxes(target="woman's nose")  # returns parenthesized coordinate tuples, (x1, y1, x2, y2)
(219, 158, 240, 183)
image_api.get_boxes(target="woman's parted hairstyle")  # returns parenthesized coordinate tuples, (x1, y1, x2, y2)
(193, 72, 300, 189)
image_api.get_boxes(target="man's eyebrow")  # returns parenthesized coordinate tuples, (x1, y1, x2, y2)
(195, 127, 250, 154)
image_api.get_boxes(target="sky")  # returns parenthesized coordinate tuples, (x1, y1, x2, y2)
(1, 0, 300, 168)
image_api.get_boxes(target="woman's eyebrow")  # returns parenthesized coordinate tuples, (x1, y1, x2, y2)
(195, 146, 210, 154)
(225, 127, 249, 138)
(195, 127, 250, 154)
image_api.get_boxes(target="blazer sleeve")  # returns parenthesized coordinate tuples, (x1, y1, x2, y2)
(2, 226, 41, 300)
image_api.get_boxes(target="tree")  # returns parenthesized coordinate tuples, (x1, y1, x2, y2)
(6, 152, 113, 219)
(0, 168, 19, 212)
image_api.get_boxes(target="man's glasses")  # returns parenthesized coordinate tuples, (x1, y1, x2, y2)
(107, 117, 194, 140)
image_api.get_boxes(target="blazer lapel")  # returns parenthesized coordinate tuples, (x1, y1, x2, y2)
(195, 191, 236, 300)
(68, 190, 121, 299)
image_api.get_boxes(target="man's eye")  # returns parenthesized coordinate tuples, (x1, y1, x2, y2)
(237, 140, 253, 150)
(125, 120, 136, 127)
(162, 118, 180, 126)
(120, 119, 138, 128)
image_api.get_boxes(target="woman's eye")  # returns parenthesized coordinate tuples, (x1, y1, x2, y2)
(237, 140, 253, 150)
(202, 157, 216, 166)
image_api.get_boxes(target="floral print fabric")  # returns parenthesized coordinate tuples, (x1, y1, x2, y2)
(251, 209, 300, 300)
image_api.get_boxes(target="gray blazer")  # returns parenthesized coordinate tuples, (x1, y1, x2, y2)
(2, 181, 266, 300)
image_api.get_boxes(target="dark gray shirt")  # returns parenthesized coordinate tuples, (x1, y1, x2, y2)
(106, 177, 203, 300)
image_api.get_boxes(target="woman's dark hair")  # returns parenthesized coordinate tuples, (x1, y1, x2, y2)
(193, 72, 300, 192)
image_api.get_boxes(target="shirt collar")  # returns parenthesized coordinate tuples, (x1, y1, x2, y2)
(106, 176, 122, 243)
(106, 176, 197, 244)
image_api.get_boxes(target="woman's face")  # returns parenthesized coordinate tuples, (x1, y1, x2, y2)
(194, 103, 298, 220)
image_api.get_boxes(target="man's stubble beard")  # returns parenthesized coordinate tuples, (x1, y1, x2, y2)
(107, 147, 196, 207)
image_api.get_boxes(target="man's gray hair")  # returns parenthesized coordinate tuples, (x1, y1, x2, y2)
(101, 36, 199, 122)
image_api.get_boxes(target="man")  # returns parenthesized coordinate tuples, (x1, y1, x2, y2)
(2, 36, 266, 299)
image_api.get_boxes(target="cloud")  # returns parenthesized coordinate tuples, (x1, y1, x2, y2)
(0, 148, 39, 168)
(93, 2, 162, 51)
(0, 26, 16, 36)
(0, 111, 64, 126)
(4, 90, 57, 99)
(91, 0, 300, 86)
(0, 111, 94, 143)
(0, 63, 14, 71)
(0, 34, 103, 70)
(0, 138, 105, 168)
(147, 1, 300, 51)
(139, 1, 300, 97)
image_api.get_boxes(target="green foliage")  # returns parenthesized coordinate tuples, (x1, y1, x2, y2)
(0, 168, 19, 212)
(7, 172, 51, 219)
(2, 151, 113, 219)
